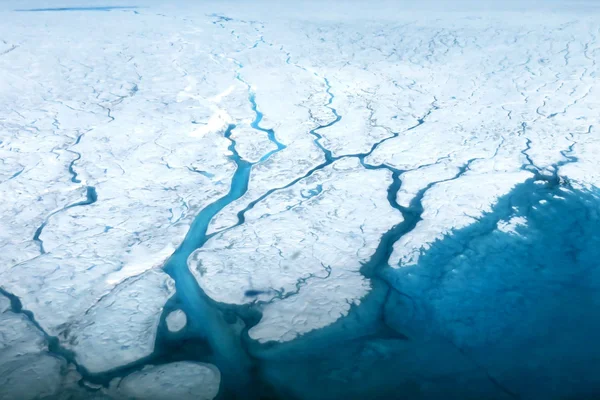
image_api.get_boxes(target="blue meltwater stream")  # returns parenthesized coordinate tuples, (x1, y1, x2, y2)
(162, 124, 256, 398)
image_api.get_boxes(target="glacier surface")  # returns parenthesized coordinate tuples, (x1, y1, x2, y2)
(1, 1, 600, 399)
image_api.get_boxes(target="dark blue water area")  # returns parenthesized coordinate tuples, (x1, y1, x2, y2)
(0, 31, 590, 399)
(219, 180, 595, 400)
(21, 141, 598, 400)
(136, 88, 600, 399)
(375, 180, 600, 400)
(235, 179, 600, 400)
(10, 8, 598, 399)
(21, 85, 591, 399)
(15, 6, 139, 12)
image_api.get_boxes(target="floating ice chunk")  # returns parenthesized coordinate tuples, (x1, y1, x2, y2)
(166, 309, 187, 332)
(112, 362, 221, 400)
(60, 270, 175, 373)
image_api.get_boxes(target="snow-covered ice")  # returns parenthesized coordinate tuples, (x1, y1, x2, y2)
(60, 270, 175, 373)
(0, 294, 66, 400)
(1, 0, 600, 399)
(190, 157, 402, 342)
(109, 362, 220, 400)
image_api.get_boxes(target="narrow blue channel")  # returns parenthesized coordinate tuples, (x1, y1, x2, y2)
(15, 6, 139, 12)
(248, 92, 287, 162)
(162, 124, 255, 398)
(308, 78, 341, 162)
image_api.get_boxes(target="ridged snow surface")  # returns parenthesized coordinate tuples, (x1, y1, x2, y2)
(1, 1, 600, 399)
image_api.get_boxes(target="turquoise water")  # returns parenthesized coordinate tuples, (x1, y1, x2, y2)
(145, 70, 600, 398)
(248, 93, 287, 162)
(9, 88, 598, 400)
(149, 115, 600, 400)
(4, 8, 598, 400)
(156, 162, 600, 400)
(161, 124, 254, 397)
(382, 180, 600, 400)
(5, 31, 597, 395)
(248, 180, 600, 400)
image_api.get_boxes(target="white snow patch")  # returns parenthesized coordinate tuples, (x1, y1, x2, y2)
(112, 362, 220, 400)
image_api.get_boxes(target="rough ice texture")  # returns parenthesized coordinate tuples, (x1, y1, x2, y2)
(0, 294, 65, 400)
(190, 158, 402, 342)
(60, 270, 175, 373)
(0, 5, 239, 345)
(389, 170, 533, 267)
(1, 0, 600, 398)
(109, 362, 221, 400)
